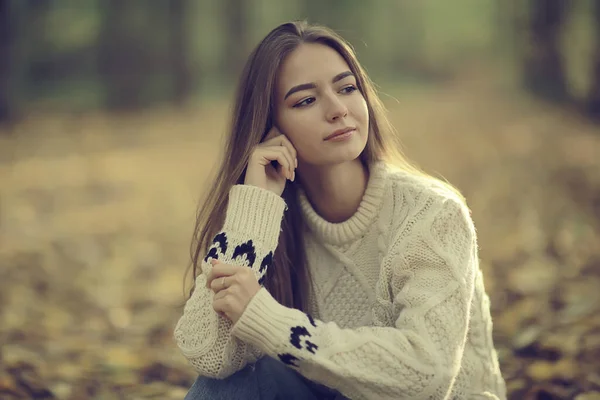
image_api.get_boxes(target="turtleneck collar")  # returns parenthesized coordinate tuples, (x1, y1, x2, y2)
(297, 160, 388, 246)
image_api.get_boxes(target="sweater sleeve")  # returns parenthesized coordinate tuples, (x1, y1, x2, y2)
(173, 184, 287, 378)
(230, 198, 477, 400)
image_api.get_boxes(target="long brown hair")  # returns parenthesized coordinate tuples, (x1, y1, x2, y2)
(185, 21, 464, 311)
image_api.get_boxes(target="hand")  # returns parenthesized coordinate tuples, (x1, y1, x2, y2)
(244, 126, 298, 196)
(205, 259, 261, 324)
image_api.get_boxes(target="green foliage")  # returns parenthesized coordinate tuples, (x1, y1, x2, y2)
(2, 0, 598, 112)
(562, 0, 596, 99)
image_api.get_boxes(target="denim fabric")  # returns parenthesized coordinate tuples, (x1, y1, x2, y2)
(184, 356, 346, 400)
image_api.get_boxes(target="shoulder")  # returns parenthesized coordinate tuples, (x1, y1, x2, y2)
(383, 163, 470, 218)
(381, 163, 475, 247)
(381, 166, 478, 285)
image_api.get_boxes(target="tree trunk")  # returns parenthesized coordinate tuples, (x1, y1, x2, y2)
(223, 0, 247, 79)
(523, 0, 570, 103)
(587, 0, 600, 121)
(0, 0, 13, 125)
(303, 0, 364, 40)
(98, 0, 147, 111)
(169, 0, 192, 106)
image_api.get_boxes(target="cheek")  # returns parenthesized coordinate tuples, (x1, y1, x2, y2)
(278, 111, 321, 157)
(352, 96, 369, 126)
(350, 96, 369, 150)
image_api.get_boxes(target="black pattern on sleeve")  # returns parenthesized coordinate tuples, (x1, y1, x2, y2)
(278, 353, 299, 367)
(204, 232, 228, 262)
(277, 313, 319, 367)
(257, 251, 273, 286)
(259, 251, 273, 275)
(232, 240, 257, 267)
(204, 233, 273, 286)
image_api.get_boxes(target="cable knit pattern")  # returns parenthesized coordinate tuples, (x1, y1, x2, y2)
(174, 161, 506, 399)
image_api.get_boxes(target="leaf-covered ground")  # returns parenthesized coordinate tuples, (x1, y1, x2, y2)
(1, 76, 600, 399)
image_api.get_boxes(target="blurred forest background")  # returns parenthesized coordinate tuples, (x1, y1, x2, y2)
(1, 0, 600, 399)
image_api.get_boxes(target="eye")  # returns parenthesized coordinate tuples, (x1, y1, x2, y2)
(340, 85, 357, 94)
(293, 97, 315, 108)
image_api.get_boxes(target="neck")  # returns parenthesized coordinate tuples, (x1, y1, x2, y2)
(297, 159, 369, 223)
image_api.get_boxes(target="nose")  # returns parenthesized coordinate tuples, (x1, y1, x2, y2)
(325, 95, 348, 122)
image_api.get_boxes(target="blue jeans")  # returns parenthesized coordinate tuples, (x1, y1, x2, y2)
(184, 356, 347, 400)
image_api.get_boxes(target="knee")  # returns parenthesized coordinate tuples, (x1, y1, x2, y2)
(184, 375, 213, 400)
(184, 365, 261, 400)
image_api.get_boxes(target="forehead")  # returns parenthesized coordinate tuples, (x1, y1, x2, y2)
(277, 43, 351, 92)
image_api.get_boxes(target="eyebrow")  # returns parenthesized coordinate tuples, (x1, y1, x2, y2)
(283, 71, 355, 100)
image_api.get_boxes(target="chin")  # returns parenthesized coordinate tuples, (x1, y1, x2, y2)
(304, 135, 368, 166)
(322, 145, 367, 166)
(343, 137, 368, 161)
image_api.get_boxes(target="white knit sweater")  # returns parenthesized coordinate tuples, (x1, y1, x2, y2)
(174, 161, 507, 400)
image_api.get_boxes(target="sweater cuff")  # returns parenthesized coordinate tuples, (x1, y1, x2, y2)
(224, 185, 287, 247)
(231, 287, 293, 355)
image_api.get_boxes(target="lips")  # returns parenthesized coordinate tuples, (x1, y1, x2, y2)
(324, 127, 355, 141)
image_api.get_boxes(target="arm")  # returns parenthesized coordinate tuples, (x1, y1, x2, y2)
(230, 199, 477, 399)
(174, 185, 287, 378)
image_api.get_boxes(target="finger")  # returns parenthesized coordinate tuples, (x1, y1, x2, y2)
(211, 263, 240, 279)
(253, 148, 293, 180)
(206, 262, 239, 287)
(213, 295, 226, 315)
(205, 258, 218, 287)
(213, 291, 235, 315)
(276, 136, 297, 170)
(263, 125, 282, 142)
(262, 133, 297, 165)
(260, 133, 297, 158)
(210, 275, 237, 292)
(273, 140, 296, 180)
(210, 276, 225, 292)
(274, 145, 295, 180)
(213, 288, 229, 301)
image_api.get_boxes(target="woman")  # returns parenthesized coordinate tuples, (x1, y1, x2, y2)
(175, 21, 506, 400)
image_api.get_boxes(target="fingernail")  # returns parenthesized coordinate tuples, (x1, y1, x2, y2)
(295, 158, 298, 168)
(292, 171, 295, 181)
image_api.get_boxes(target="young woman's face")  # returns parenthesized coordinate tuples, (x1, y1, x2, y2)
(275, 43, 369, 167)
